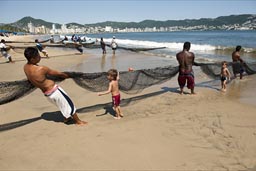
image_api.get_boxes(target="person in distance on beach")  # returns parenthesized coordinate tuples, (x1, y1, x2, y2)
(23, 47, 87, 125)
(98, 69, 123, 119)
(111, 36, 118, 55)
(100, 37, 106, 54)
(0, 39, 14, 63)
(176, 42, 195, 95)
(232, 45, 245, 79)
(35, 39, 49, 58)
(220, 61, 231, 92)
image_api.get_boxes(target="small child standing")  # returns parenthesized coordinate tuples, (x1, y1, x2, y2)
(98, 69, 123, 119)
(220, 61, 231, 92)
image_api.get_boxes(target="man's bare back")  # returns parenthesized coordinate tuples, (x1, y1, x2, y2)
(24, 64, 56, 93)
(176, 50, 195, 73)
(232, 51, 243, 63)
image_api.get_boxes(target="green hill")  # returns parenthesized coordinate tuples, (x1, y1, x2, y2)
(11, 16, 61, 30)
(85, 14, 256, 29)
(2, 14, 256, 31)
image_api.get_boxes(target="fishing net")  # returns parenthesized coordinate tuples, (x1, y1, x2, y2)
(1, 62, 256, 105)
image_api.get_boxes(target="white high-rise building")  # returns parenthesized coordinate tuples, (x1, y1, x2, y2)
(105, 26, 113, 32)
(28, 22, 35, 33)
(61, 24, 68, 33)
(51, 24, 56, 34)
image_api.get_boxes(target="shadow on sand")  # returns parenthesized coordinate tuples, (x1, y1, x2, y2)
(0, 87, 178, 132)
(1, 81, 225, 132)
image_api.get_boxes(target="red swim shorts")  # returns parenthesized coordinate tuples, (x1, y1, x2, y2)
(178, 72, 195, 89)
(112, 94, 121, 106)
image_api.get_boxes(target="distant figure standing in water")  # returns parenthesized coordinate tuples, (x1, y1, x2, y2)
(176, 42, 195, 95)
(111, 36, 118, 55)
(100, 37, 106, 54)
(232, 45, 244, 79)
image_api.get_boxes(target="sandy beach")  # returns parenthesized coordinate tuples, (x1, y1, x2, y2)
(0, 35, 256, 170)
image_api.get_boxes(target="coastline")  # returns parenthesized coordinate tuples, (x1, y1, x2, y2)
(0, 35, 256, 170)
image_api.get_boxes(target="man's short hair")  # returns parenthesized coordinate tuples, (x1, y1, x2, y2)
(236, 45, 242, 51)
(1, 39, 5, 43)
(183, 42, 191, 50)
(24, 47, 39, 61)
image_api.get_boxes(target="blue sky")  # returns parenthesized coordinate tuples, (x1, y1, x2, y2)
(1, 0, 256, 24)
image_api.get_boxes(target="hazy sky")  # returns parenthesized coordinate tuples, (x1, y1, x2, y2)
(1, 0, 256, 24)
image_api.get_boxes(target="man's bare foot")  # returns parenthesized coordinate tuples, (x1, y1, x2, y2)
(64, 117, 74, 125)
(72, 113, 88, 126)
(75, 120, 88, 126)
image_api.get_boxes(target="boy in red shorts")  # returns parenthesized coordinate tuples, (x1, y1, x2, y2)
(98, 69, 123, 119)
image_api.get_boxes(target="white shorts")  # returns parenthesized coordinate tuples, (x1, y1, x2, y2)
(45, 85, 76, 118)
(1, 51, 11, 59)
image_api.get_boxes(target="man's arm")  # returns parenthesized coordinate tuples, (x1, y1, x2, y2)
(238, 55, 244, 63)
(45, 66, 69, 79)
(191, 52, 195, 65)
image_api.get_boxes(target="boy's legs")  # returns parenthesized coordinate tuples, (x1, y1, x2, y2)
(117, 106, 123, 117)
(221, 80, 224, 90)
(113, 105, 121, 119)
(223, 80, 227, 91)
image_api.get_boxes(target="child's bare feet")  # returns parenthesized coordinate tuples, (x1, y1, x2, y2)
(120, 113, 124, 117)
(114, 116, 121, 120)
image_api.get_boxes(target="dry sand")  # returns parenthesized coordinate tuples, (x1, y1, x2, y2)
(0, 35, 256, 170)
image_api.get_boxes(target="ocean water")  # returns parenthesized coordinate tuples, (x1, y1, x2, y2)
(84, 30, 256, 63)
(49, 31, 256, 106)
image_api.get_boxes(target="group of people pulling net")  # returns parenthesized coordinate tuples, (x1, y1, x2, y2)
(1, 61, 256, 105)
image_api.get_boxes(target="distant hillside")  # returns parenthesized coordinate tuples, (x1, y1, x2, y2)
(66, 22, 85, 28)
(11, 16, 61, 30)
(2, 14, 256, 31)
(84, 14, 256, 29)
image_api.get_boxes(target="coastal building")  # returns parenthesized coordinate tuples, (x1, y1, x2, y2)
(105, 26, 113, 32)
(61, 24, 68, 34)
(52, 24, 56, 34)
(28, 22, 35, 33)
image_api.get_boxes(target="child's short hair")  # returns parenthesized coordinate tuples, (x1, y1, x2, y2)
(222, 61, 227, 65)
(107, 69, 118, 80)
(1, 39, 5, 43)
(24, 47, 39, 61)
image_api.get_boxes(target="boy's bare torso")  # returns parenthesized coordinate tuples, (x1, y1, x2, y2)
(110, 80, 119, 96)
